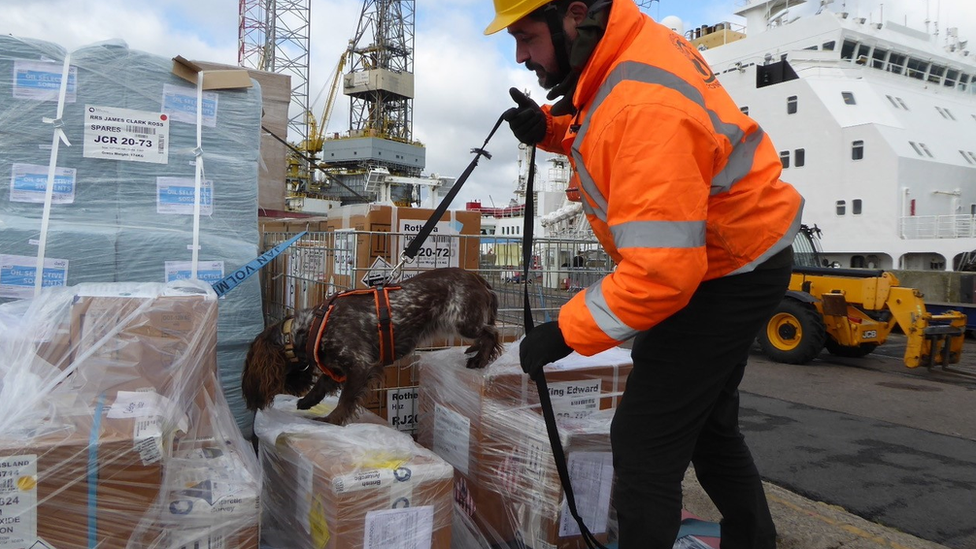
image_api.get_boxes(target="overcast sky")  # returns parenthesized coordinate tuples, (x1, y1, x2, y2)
(3, 0, 975, 209)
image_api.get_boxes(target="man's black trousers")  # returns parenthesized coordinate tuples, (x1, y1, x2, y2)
(611, 249, 792, 549)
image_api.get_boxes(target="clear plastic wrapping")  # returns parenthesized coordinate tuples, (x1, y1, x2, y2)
(0, 35, 265, 436)
(0, 280, 260, 549)
(417, 343, 632, 548)
(255, 396, 455, 549)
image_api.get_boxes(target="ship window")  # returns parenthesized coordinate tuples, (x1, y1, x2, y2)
(851, 255, 866, 267)
(906, 57, 928, 80)
(842, 91, 856, 105)
(887, 52, 906, 74)
(928, 64, 946, 85)
(909, 141, 924, 156)
(856, 44, 871, 65)
(896, 97, 909, 110)
(945, 69, 959, 88)
(822, 40, 836, 51)
(851, 140, 864, 160)
(779, 151, 791, 168)
(960, 73, 970, 91)
(919, 143, 934, 158)
(836, 200, 846, 215)
(795, 148, 806, 167)
(960, 151, 974, 165)
(787, 95, 798, 114)
(852, 199, 863, 215)
(841, 40, 857, 60)
(803, 45, 818, 51)
(740, 106, 749, 115)
(871, 48, 888, 69)
(886, 95, 900, 108)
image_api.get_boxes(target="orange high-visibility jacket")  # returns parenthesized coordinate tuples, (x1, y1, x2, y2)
(539, 0, 804, 355)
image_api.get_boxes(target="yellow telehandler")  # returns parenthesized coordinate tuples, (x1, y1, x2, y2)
(757, 225, 968, 368)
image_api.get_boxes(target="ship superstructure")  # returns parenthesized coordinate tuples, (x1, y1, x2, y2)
(692, 0, 976, 270)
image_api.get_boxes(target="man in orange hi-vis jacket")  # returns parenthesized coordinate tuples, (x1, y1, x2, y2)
(487, 0, 804, 547)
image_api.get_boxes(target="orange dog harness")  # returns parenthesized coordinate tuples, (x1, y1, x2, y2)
(304, 285, 401, 382)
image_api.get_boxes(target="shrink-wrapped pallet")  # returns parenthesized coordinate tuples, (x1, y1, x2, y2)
(256, 396, 454, 549)
(0, 34, 267, 436)
(417, 343, 631, 548)
(0, 280, 260, 549)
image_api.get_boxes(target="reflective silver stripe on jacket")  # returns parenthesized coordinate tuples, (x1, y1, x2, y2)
(571, 60, 766, 223)
(583, 279, 640, 342)
(611, 220, 705, 250)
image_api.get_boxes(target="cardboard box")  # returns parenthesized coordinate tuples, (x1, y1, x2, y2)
(0, 413, 164, 549)
(172, 56, 253, 90)
(325, 204, 480, 289)
(137, 442, 261, 549)
(417, 344, 631, 546)
(67, 288, 219, 437)
(256, 407, 454, 549)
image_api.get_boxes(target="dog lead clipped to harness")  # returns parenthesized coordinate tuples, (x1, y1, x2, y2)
(282, 285, 402, 382)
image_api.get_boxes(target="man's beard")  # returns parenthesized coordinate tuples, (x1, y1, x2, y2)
(526, 60, 567, 90)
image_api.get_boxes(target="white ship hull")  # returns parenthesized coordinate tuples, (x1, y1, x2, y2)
(694, 0, 976, 270)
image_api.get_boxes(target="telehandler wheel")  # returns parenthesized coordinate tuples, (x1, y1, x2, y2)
(825, 339, 878, 358)
(758, 299, 826, 364)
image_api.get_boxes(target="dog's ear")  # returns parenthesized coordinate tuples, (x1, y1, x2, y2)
(241, 323, 289, 410)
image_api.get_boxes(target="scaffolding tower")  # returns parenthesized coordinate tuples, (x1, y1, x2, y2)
(238, 0, 311, 146)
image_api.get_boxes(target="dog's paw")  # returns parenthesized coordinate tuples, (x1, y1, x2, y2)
(296, 396, 315, 410)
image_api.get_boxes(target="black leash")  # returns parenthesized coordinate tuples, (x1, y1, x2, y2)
(521, 146, 609, 549)
(388, 113, 507, 282)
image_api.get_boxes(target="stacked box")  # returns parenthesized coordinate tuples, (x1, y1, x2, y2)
(417, 343, 631, 547)
(0, 35, 270, 437)
(0, 281, 260, 549)
(325, 204, 481, 289)
(255, 400, 453, 549)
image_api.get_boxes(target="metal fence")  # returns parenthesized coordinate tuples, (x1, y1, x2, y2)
(259, 230, 613, 332)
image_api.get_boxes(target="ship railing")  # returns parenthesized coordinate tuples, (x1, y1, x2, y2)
(898, 214, 976, 239)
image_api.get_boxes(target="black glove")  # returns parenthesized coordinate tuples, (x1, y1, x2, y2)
(519, 321, 573, 381)
(503, 87, 546, 145)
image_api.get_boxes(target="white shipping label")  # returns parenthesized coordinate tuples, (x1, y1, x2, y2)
(432, 404, 470, 476)
(83, 105, 169, 164)
(108, 391, 163, 420)
(332, 231, 355, 277)
(363, 506, 434, 549)
(10, 163, 76, 204)
(0, 255, 68, 299)
(12, 60, 76, 102)
(332, 468, 395, 494)
(133, 417, 164, 466)
(0, 454, 38, 549)
(156, 176, 213, 215)
(547, 380, 602, 419)
(558, 452, 614, 537)
(398, 220, 460, 270)
(165, 261, 224, 285)
(161, 83, 218, 127)
(386, 388, 419, 432)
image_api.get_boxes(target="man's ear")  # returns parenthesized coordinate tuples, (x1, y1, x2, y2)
(565, 1, 590, 27)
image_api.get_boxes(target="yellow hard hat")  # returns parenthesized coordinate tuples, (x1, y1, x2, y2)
(484, 0, 553, 35)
